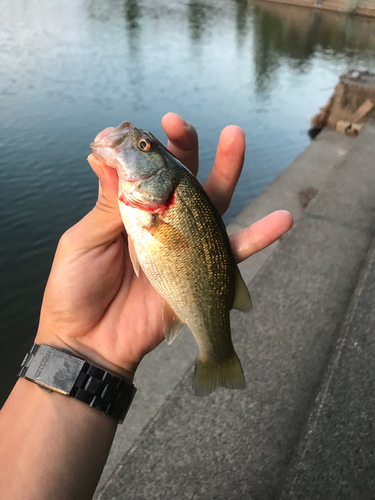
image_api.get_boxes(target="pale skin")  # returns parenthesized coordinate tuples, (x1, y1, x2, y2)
(0, 113, 293, 500)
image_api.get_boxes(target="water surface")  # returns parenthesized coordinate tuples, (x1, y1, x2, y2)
(1, 0, 375, 404)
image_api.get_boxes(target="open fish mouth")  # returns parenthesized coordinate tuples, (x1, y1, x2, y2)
(89, 121, 135, 167)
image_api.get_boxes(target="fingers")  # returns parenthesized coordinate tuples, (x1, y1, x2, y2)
(61, 155, 124, 253)
(230, 210, 294, 263)
(162, 114, 246, 217)
(90, 126, 119, 212)
(74, 121, 292, 259)
(59, 145, 124, 254)
(88, 153, 119, 204)
(161, 112, 199, 175)
(204, 126, 246, 216)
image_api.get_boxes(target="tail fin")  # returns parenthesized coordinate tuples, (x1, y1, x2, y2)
(192, 351, 246, 397)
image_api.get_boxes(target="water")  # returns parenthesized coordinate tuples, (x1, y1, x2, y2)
(1, 0, 374, 405)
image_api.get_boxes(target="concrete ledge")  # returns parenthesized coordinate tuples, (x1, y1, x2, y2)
(95, 128, 353, 495)
(280, 236, 375, 499)
(97, 122, 375, 499)
(253, 0, 375, 17)
(232, 128, 353, 285)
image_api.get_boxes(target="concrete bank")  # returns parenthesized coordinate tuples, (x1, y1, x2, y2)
(95, 121, 375, 499)
(280, 232, 375, 498)
(253, 0, 375, 17)
(98, 122, 375, 499)
(94, 126, 354, 496)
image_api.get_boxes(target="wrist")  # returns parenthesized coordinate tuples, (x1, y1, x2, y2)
(16, 376, 117, 428)
(1, 378, 117, 499)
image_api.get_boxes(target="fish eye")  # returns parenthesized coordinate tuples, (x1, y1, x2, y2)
(138, 138, 152, 151)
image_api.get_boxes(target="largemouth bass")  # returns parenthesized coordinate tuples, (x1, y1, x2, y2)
(90, 121, 251, 396)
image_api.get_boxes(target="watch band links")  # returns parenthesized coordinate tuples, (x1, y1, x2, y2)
(18, 344, 137, 424)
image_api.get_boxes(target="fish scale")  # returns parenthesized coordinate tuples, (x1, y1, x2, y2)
(143, 171, 234, 356)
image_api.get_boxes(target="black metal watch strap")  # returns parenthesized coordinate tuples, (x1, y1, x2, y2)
(18, 344, 137, 424)
(70, 362, 136, 424)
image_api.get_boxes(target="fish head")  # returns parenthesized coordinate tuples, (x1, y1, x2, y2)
(90, 121, 179, 210)
(90, 121, 164, 180)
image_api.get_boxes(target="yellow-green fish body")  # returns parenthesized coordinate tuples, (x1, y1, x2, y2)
(90, 121, 251, 396)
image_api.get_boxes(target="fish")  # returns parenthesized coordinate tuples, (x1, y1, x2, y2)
(90, 121, 252, 396)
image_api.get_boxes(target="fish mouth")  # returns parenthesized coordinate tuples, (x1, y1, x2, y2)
(90, 121, 135, 151)
(89, 121, 136, 168)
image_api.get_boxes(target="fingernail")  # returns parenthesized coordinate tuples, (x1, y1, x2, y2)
(182, 117, 190, 128)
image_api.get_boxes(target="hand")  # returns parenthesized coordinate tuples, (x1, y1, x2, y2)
(35, 113, 293, 381)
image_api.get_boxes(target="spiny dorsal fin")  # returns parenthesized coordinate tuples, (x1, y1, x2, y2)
(232, 266, 252, 312)
(162, 300, 185, 345)
(127, 235, 140, 278)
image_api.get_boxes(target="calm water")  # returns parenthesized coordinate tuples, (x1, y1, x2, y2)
(1, 0, 375, 405)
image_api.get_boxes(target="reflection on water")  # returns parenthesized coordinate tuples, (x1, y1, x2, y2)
(188, 1, 210, 42)
(124, 0, 142, 51)
(252, 2, 375, 91)
(1, 0, 375, 405)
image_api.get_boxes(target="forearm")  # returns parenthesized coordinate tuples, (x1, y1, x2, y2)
(0, 378, 116, 500)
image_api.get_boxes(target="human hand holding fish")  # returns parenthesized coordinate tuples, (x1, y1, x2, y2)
(0, 113, 293, 500)
(35, 112, 294, 395)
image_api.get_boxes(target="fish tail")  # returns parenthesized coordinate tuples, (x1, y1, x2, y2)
(192, 351, 246, 397)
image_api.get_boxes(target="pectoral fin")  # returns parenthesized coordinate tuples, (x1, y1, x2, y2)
(162, 300, 185, 345)
(146, 216, 189, 249)
(127, 235, 140, 278)
(232, 266, 252, 312)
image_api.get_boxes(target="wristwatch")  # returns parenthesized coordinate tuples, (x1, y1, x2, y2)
(18, 344, 137, 424)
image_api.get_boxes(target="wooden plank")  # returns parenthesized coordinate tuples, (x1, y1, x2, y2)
(352, 99, 374, 123)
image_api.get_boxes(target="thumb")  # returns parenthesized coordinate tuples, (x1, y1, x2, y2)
(63, 154, 124, 254)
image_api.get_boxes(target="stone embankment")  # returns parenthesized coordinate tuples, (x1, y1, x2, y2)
(254, 0, 375, 16)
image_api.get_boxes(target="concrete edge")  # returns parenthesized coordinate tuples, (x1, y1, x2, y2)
(279, 235, 375, 499)
(98, 120, 375, 500)
(94, 127, 354, 496)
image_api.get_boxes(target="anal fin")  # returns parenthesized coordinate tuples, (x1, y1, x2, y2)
(232, 266, 252, 312)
